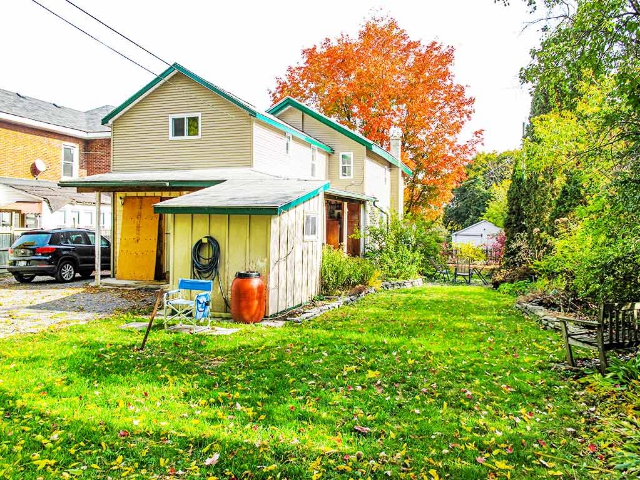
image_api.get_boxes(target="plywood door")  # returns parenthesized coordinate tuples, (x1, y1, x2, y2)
(347, 202, 361, 257)
(117, 196, 160, 280)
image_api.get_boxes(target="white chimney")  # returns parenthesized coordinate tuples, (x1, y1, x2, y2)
(389, 126, 402, 160)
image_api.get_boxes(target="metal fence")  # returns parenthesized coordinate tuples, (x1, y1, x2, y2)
(446, 246, 503, 265)
(0, 232, 15, 273)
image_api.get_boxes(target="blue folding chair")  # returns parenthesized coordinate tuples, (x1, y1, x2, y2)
(163, 278, 213, 332)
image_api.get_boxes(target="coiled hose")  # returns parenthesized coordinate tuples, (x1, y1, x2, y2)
(192, 236, 229, 309)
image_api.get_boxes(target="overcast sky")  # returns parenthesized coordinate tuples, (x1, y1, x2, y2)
(1, 0, 540, 153)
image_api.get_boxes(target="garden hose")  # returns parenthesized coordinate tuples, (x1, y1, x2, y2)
(192, 236, 229, 309)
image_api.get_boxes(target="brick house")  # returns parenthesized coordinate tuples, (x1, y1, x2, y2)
(0, 88, 113, 234)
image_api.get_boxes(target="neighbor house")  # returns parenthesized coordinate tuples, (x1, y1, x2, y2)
(451, 220, 502, 247)
(0, 88, 113, 268)
(62, 63, 411, 316)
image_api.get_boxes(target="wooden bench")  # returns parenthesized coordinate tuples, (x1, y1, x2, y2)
(553, 302, 640, 374)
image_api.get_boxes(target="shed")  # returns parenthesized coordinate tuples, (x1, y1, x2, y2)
(451, 220, 502, 247)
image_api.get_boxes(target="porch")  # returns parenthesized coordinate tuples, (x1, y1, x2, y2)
(324, 188, 376, 257)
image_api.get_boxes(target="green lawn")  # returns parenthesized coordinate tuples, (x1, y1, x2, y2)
(0, 286, 616, 479)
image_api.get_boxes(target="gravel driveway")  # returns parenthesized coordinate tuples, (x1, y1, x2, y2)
(0, 274, 156, 337)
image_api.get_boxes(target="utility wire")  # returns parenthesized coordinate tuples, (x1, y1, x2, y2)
(31, 0, 237, 121)
(30, 0, 157, 77)
(62, 0, 172, 68)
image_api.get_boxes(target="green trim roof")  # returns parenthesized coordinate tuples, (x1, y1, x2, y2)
(267, 97, 412, 176)
(325, 188, 376, 203)
(101, 63, 332, 153)
(153, 179, 329, 216)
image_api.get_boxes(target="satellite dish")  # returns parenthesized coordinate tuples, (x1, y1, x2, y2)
(31, 159, 47, 179)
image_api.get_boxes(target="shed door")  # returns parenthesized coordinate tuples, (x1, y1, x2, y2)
(117, 197, 160, 280)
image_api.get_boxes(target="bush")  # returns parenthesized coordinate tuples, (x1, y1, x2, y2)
(364, 213, 445, 280)
(454, 243, 486, 262)
(321, 245, 377, 295)
(497, 280, 534, 297)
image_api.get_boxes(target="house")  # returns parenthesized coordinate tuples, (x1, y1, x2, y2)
(0, 88, 113, 233)
(0, 88, 114, 270)
(451, 220, 502, 247)
(62, 63, 411, 316)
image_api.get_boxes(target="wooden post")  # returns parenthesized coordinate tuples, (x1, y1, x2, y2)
(95, 192, 101, 287)
(342, 201, 348, 254)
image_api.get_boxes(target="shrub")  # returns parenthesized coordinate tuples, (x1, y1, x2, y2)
(321, 245, 376, 295)
(454, 243, 486, 262)
(364, 213, 445, 280)
(497, 280, 534, 297)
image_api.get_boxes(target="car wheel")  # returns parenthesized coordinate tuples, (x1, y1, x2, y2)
(56, 261, 76, 282)
(79, 270, 93, 279)
(13, 273, 35, 283)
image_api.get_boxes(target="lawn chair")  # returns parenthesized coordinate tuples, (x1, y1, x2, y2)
(428, 257, 451, 282)
(454, 259, 473, 284)
(163, 278, 213, 332)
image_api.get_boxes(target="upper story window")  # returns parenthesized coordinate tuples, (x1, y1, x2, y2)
(62, 144, 78, 178)
(340, 152, 353, 179)
(170, 113, 201, 139)
(311, 145, 318, 178)
(284, 132, 292, 155)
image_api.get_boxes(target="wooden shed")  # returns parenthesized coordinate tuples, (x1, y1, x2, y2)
(154, 178, 328, 316)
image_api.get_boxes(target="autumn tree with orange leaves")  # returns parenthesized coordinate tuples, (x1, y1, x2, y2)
(270, 16, 481, 216)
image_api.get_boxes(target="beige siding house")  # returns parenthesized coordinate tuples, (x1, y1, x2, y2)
(62, 63, 411, 318)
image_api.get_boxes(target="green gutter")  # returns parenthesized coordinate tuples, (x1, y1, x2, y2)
(255, 113, 332, 153)
(59, 180, 223, 188)
(267, 97, 413, 175)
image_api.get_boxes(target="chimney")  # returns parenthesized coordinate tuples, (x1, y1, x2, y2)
(389, 126, 402, 160)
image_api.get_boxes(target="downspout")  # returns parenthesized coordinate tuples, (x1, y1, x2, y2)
(372, 199, 389, 231)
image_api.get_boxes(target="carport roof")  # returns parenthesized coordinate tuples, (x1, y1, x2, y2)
(59, 168, 275, 190)
(153, 179, 330, 215)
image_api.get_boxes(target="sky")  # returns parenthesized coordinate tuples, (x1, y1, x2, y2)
(1, 0, 540, 153)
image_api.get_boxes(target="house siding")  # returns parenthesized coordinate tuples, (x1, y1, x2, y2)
(252, 120, 324, 179)
(365, 155, 391, 212)
(111, 72, 252, 172)
(296, 114, 366, 193)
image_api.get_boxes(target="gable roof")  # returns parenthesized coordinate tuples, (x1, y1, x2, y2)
(452, 220, 501, 236)
(0, 88, 112, 136)
(266, 96, 412, 175)
(101, 63, 332, 153)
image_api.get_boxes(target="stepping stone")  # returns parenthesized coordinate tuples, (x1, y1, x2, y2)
(119, 322, 150, 330)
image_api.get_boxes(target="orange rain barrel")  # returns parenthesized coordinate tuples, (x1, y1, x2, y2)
(230, 271, 265, 323)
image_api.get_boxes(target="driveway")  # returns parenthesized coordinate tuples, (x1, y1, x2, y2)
(0, 274, 157, 337)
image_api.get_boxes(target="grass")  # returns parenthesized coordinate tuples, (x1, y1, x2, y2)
(0, 285, 618, 479)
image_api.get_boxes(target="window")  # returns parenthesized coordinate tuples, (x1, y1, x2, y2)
(84, 211, 94, 226)
(340, 152, 353, 179)
(100, 212, 107, 227)
(311, 145, 318, 178)
(285, 132, 292, 155)
(303, 213, 318, 240)
(169, 113, 201, 139)
(0, 211, 11, 227)
(70, 210, 80, 227)
(62, 144, 78, 178)
(86, 232, 110, 247)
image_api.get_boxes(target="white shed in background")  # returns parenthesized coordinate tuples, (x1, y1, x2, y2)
(451, 220, 502, 247)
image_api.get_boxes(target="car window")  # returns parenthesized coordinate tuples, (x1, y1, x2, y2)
(12, 234, 51, 248)
(55, 232, 72, 245)
(69, 232, 89, 245)
(85, 232, 110, 247)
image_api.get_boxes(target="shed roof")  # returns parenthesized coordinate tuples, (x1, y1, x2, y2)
(154, 179, 329, 215)
(101, 63, 332, 153)
(0, 88, 112, 134)
(267, 96, 412, 176)
(451, 220, 501, 236)
(0, 177, 109, 212)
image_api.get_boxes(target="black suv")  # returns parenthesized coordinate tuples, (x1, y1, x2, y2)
(7, 229, 111, 283)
